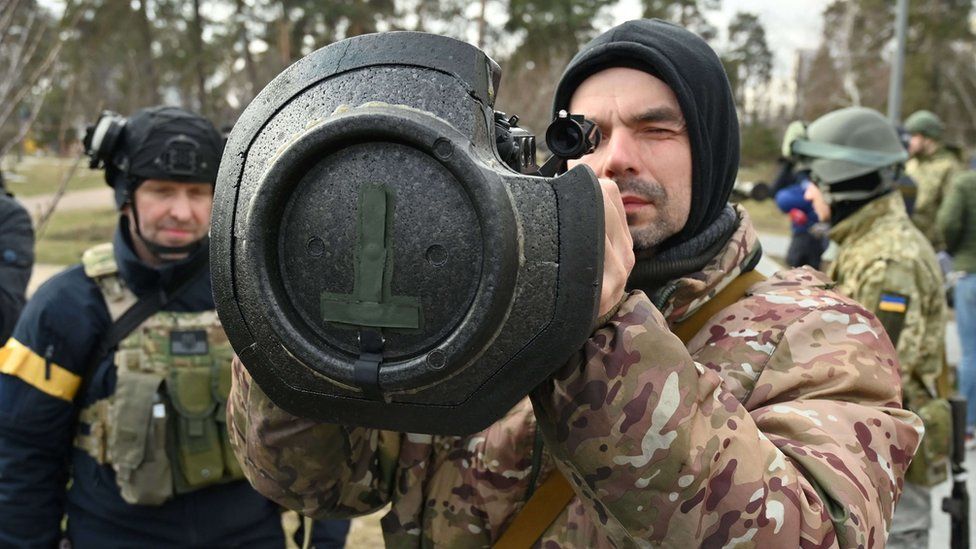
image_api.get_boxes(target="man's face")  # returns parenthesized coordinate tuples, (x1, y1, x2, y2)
(126, 179, 213, 262)
(567, 67, 692, 252)
(803, 181, 831, 222)
(908, 133, 931, 157)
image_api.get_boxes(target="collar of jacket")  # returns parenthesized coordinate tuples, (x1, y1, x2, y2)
(828, 191, 907, 246)
(113, 216, 211, 299)
(915, 144, 955, 163)
(628, 204, 761, 326)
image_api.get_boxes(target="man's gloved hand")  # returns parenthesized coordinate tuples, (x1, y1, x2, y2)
(598, 178, 635, 318)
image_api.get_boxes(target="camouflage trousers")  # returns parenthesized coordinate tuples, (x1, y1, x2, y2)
(887, 482, 930, 548)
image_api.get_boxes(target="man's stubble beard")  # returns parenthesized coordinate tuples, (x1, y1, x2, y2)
(616, 175, 681, 252)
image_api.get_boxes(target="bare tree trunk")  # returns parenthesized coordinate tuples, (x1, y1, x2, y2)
(0, 0, 24, 38)
(839, 4, 862, 106)
(476, 0, 487, 48)
(0, 18, 70, 134)
(235, 0, 259, 100)
(190, 0, 208, 116)
(57, 77, 77, 155)
(277, 2, 292, 66)
(136, 0, 161, 105)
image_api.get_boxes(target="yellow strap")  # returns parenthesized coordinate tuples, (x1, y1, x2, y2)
(492, 467, 575, 549)
(493, 269, 766, 548)
(0, 338, 82, 401)
(672, 269, 766, 344)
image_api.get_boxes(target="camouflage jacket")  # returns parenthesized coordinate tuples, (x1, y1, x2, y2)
(827, 192, 946, 412)
(229, 207, 922, 548)
(906, 146, 963, 250)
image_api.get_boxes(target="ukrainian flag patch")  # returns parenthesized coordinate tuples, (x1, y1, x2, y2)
(879, 293, 908, 313)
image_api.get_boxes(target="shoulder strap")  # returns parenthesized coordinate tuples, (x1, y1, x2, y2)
(671, 269, 767, 343)
(89, 251, 210, 370)
(82, 242, 118, 279)
(493, 269, 766, 549)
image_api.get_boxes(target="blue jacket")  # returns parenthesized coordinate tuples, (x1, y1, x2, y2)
(0, 224, 345, 548)
(774, 180, 820, 234)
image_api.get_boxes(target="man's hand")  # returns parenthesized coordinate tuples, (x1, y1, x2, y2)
(599, 178, 635, 318)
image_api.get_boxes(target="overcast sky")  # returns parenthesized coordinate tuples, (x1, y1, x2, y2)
(612, 0, 832, 75)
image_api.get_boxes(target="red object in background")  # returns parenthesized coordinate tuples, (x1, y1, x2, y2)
(789, 208, 808, 226)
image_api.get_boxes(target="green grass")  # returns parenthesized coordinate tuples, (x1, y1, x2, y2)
(3, 156, 105, 197)
(35, 207, 117, 265)
(738, 198, 791, 236)
(736, 162, 791, 236)
(737, 161, 777, 185)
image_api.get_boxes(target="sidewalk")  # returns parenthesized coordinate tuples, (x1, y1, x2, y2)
(17, 187, 113, 217)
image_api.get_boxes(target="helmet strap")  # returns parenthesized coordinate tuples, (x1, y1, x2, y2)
(127, 200, 203, 259)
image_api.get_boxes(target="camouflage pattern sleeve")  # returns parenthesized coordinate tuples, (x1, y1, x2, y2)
(937, 173, 968, 253)
(836, 257, 944, 411)
(226, 356, 399, 519)
(531, 290, 922, 548)
(909, 151, 962, 248)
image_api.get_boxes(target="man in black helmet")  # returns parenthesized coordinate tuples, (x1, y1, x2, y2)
(228, 21, 920, 547)
(0, 106, 349, 547)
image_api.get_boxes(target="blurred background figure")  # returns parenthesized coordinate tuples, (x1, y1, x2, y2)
(772, 125, 828, 269)
(0, 171, 35, 343)
(772, 162, 828, 269)
(938, 172, 976, 445)
(904, 109, 964, 252)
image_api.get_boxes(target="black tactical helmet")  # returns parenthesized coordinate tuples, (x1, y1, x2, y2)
(211, 32, 604, 435)
(903, 109, 944, 141)
(84, 106, 224, 209)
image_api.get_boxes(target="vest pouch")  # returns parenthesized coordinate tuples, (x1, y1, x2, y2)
(907, 397, 952, 486)
(168, 366, 225, 490)
(107, 369, 173, 505)
(212, 359, 244, 480)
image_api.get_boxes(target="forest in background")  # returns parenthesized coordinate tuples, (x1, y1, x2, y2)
(4, 0, 976, 168)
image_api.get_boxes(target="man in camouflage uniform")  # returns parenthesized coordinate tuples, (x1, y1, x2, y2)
(802, 107, 949, 549)
(904, 109, 963, 250)
(0, 106, 349, 547)
(228, 20, 922, 547)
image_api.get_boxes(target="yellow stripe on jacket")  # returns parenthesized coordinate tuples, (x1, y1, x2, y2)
(0, 338, 82, 401)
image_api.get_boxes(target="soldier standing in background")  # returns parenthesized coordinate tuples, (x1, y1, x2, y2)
(938, 172, 976, 444)
(0, 106, 349, 547)
(0, 171, 34, 343)
(802, 107, 950, 549)
(904, 109, 964, 250)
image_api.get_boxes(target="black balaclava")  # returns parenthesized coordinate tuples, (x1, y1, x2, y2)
(552, 19, 740, 251)
(825, 171, 889, 226)
(105, 106, 224, 258)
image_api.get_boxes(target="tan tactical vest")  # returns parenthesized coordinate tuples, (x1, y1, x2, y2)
(74, 243, 243, 505)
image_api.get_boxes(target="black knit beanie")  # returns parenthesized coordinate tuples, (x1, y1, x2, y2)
(552, 19, 740, 249)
